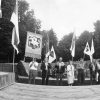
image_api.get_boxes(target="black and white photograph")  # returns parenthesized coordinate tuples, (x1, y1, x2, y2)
(0, 0, 100, 100)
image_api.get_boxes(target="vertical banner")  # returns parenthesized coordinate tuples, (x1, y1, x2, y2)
(25, 31, 42, 59)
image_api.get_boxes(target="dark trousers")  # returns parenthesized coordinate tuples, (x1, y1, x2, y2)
(78, 69, 85, 85)
(29, 70, 37, 84)
(90, 71, 95, 84)
(42, 76, 49, 85)
(97, 70, 100, 84)
(56, 73, 63, 86)
(42, 70, 50, 85)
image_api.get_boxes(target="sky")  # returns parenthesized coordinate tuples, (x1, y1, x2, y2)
(26, 0, 100, 40)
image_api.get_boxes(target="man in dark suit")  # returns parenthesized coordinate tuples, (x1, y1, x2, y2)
(55, 57, 65, 86)
(41, 57, 52, 85)
(77, 58, 85, 85)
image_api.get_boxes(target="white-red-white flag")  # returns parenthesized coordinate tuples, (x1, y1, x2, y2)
(90, 39, 95, 62)
(90, 39, 95, 55)
(48, 46, 56, 63)
(11, 27, 19, 54)
(70, 33, 76, 57)
(0, 0, 2, 18)
(84, 42, 91, 56)
(11, 0, 20, 54)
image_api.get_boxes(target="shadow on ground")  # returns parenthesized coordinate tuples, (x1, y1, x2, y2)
(16, 76, 99, 86)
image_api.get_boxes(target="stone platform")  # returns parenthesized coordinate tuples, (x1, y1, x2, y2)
(0, 72, 15, 89)
(0, 83, 100, 100)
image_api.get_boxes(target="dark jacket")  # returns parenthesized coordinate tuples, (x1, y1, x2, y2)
(89, 63, 96, 75)
(55, 62, 65, 74)
(41, 62, 51, 78)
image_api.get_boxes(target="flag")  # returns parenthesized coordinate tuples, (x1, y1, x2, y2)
(70, 33, 76, 57)
(0, 0, 2, 18)
(90, 39, 95, 55)
(11, 0, 20, 54)
(48, 46, 56, 63)
(90, 39, 95, 62)
(90, 55, 93, 63)
(12, 27, 19, 54)
(84, 42, 91, 56)
(45, 33, 50, 58)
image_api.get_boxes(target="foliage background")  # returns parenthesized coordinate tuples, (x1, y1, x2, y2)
(0, 0, 100, 62)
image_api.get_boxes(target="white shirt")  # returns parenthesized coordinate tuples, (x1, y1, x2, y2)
(67, 64, 74, 76)
(45, 62, 48, 70)
(29, 61, 38, 70)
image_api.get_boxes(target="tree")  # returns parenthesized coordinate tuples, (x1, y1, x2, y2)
(0, 0, 41, 62)
(0, 0, 15, 62)
(41, 29, 58, 60)
(18, 0, 41, 61)
(57, 31, 93, 61)
(2, 0, 15, 20)
(57, 33, 73, 61)
(18, 0, 29, 22)
(93, 20, 100, 58)
(23, 10, 41, 32)
(76, 31, 92, 60)
(48, 29, 58, 48)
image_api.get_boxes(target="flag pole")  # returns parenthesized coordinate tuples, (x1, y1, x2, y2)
(72, 56, 73, 61)
(83, 53, 85, 61)
(13, 48, 15, 73)
(45, 33, 49, 58)
(23, 56, 25, 62)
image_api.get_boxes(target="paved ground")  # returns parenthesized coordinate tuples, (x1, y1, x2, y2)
(0, 83, 100, 100)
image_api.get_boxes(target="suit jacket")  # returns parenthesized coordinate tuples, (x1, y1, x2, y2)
(89, 63, 96, 74)
(41, 62, 51, 78)
(55, 62, 65, 74)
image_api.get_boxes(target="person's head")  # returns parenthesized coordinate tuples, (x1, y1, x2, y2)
(32, 58, 36, 62)
(80, 58, 84, 63)
(59, 57, 63, 62)
(44, 57, 48, 63)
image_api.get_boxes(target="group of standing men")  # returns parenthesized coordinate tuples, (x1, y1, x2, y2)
(28, 57, 75, 86)
(28, 57, 100, 86)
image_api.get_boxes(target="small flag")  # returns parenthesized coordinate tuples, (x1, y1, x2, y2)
(84, 42, 91, 56)
(11, 0, 20, 54)
(48, 46, 56, 63)
(70, 33, 76, 57)
(90, 39, 95, 55)
(0, 0, 2, 18)
(89, 39, 95, 62)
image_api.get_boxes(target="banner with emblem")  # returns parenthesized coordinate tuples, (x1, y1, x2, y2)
(48, 46, 56, 63)
(25, 31, 42, 59)
(84, 42, 91, 56)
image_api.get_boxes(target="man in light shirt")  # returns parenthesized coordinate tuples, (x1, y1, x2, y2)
(29, 58, 38, 84)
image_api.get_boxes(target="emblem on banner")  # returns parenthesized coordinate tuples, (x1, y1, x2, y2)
(50, 51, 54, 57)
(28, 36, 41, 49)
